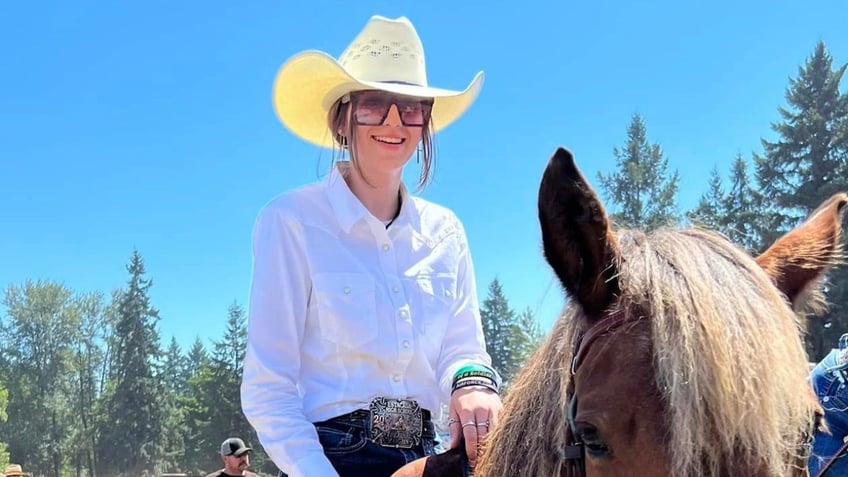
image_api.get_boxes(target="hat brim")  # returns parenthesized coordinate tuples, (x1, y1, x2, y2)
(271, 51, 484, 148)
(234, 447, 252, 457)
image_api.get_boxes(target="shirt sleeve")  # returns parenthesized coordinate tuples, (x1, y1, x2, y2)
(240, 205, 340, 477)
(436, 215, 494, 399)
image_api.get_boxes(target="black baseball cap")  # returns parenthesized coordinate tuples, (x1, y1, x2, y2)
(220, 437, 252, 457)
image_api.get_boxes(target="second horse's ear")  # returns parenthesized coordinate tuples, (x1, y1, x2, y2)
(755, 193, 848, 312)
(538, 147, 621, 317)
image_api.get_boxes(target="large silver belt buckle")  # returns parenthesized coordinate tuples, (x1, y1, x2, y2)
(369, 397, 423, 449)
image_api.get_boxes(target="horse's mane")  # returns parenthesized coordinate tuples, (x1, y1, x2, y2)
(477, 226, 821, 477)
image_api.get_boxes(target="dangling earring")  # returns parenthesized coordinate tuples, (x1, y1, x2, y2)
(416, 146, 421, 164)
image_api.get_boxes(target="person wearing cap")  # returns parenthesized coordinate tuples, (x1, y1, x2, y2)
(3, 464, 29, 477)
(240, 13, 501, 477)
(808, 333, 848, 476)
(204, 437, 260, 477)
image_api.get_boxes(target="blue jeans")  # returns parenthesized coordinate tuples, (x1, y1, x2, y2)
(809, 346, 848, 476)
(279, 409, 438, 477)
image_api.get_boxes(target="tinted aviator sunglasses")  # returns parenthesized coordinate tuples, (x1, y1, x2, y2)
(345, 90, 434, 127)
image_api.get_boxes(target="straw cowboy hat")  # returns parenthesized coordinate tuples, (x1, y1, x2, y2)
(271, 14, 485, 148)
(3, 464, 29, 476)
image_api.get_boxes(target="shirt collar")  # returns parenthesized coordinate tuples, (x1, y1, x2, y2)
(324, 161, 413, 234)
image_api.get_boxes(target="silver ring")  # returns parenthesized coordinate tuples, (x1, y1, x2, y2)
(447, 418, 459, 425)
(476, 421, 489, 427)
(461, 422, 477, 428)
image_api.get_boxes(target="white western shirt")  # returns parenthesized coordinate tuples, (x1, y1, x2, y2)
(240, 162, 491, 477)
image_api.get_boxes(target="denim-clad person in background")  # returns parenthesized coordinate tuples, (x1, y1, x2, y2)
(239, 15, 503, 477)
(809, 333, 848, 476)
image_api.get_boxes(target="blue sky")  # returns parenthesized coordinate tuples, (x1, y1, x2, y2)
(2, 0, 847, 351)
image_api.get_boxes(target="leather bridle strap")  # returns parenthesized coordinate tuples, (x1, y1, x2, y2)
(571, 311, 630, 375)
(562, 311, 631, 476)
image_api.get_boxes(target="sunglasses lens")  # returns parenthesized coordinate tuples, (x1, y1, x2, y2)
(396, 100, 427, 126)
(352, 92, 431, 126)
(353, 95, 390, 125)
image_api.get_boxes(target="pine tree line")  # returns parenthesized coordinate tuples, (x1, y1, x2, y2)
(599, 41, 848, 360)
(0, 251, 271, 477)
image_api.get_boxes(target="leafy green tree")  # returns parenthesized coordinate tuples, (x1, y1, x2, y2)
(0, 281, 80, 477)
(69, 290, 109, 477)
(0, 379, 8, 469)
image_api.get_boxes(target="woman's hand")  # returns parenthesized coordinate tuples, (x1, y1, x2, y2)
(447, 386, 503, 468)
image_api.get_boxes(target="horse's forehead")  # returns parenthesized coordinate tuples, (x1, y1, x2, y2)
(574, 319, 670, 466)
(576, 319, 656, 407)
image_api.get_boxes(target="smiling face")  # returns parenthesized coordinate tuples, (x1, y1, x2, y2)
(352, 101, 422, 174)
(329, 89, 435, 187)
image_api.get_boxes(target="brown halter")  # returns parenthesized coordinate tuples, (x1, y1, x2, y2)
(562, 310, 631, 477)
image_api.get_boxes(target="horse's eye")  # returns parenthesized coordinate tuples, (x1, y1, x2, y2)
(576, 424, 613, 459)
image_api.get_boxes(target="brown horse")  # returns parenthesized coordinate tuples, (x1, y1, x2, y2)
(394, 146, 847, 477)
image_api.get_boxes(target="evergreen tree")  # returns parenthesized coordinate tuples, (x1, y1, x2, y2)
(97, 250, 167, 477)
(512, 307, 544, 370)
(755, 41, 848, 359)
(723, 155, 766, 253)
(479, 280, 544, 387)
(757, 41, 848, 225)
(180, 337, 211, 474)
(689, 156, 768, 254)
(184, 302, 274, 474)
(687, 166, 726, 231)
(163, 337, 189, 396)
(185, 337, 209, 382)
(480, 279, 515, 381)
(598, 113, 682, 230)
(159, 337, 188, 472)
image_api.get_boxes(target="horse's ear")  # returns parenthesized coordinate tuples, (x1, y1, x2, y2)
(755, 192, 848, 311)
(538, 147, 621, 316)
